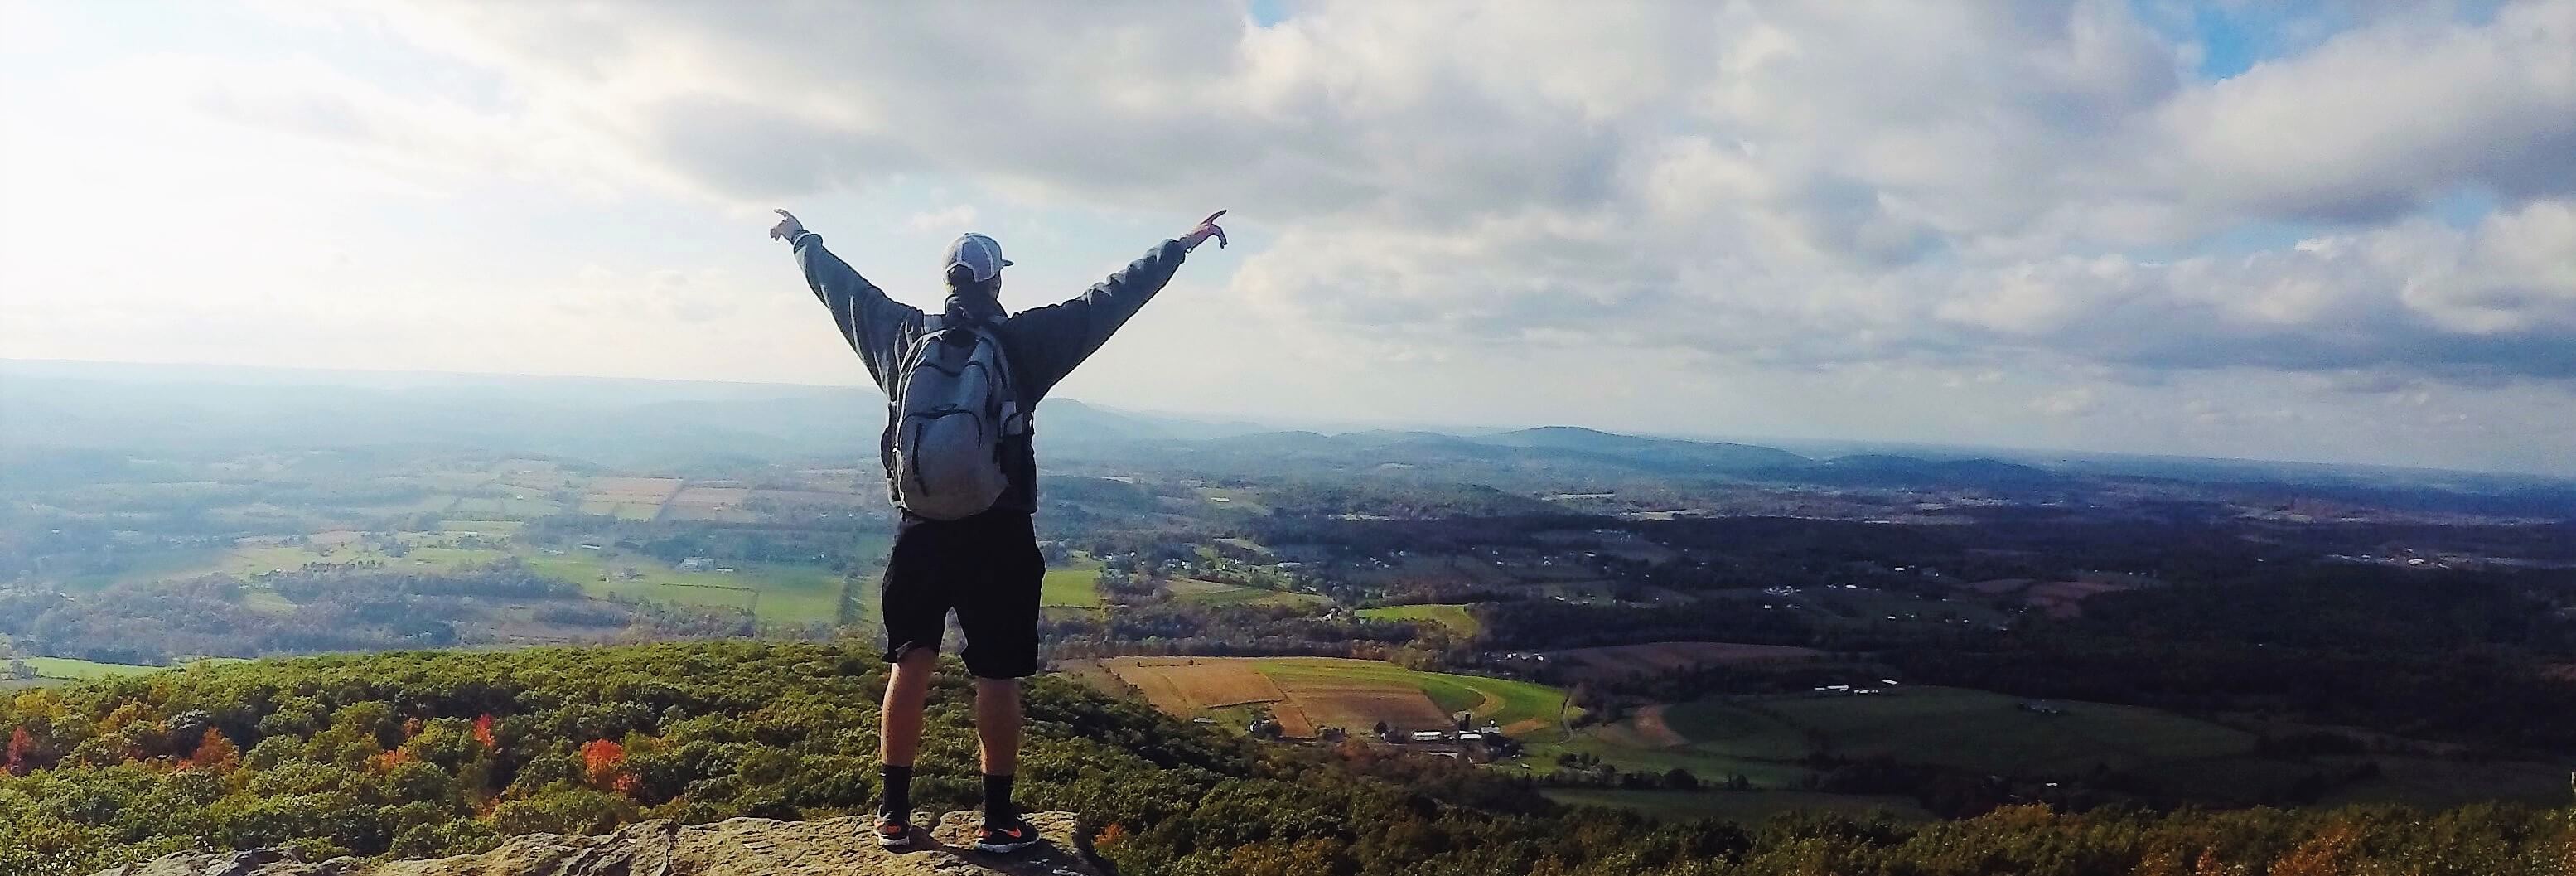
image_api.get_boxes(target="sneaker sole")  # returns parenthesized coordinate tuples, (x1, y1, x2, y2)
(974, 838, 1037, 854)
(877, 835, 911, 849)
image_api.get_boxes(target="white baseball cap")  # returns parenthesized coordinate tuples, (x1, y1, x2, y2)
(943, 233, 1013, 283)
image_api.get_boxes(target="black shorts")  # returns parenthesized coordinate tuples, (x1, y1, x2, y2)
(881, 507, 1043, 679)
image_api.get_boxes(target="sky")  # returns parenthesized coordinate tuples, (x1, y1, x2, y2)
(1, 1, 2571, 475)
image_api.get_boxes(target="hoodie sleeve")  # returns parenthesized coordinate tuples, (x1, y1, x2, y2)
(1003, 240, 1189, 399)
(792, 232, 923, 393)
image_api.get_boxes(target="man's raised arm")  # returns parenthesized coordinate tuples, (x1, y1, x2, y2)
(771, 210, 922, 390)
(1007, 211, 1227, 398)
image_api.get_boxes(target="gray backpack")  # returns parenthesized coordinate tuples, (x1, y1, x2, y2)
(888, 315, 1025, 520)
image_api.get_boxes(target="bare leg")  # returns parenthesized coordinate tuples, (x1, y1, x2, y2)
(880, 647, 936, 767)
(973, 677, 1022, 776)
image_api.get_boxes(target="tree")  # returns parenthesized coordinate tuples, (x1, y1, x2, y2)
(580, 739, 635, 794)
(188, 731, 243, 774)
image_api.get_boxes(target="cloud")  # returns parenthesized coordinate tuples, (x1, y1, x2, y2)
(904, 205, 979, 232)
(2032, 387, 2102, 418)
(168, 0, 2576, 391)
(2158, 2, 2576, 224)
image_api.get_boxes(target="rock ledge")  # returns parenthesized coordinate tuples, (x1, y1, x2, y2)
(95, 811, 1102, 876)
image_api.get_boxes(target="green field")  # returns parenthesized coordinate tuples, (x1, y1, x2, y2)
(75, 522, 534, 591)
(59, 547, 225, 591)
(437, 520, 526, 535)
(1510, 733, 1814, 789)
(575, 501, 664, 520)
(1660, 699, 1813, 760)
(19, 656, 162, 680)
(1196, 488, 1272, 514)
(344, 494, 463, 516)
(1542, 788, 1934, 825)
(1245, 657, 1573, 735)
(211, 544, 512, 577)
(1042, 569, 1105, 608)
(1521, 686, 2260, 794)
(1750, 687, 2253, 775)
(446, 494, 561, 516)
(523, 554, 853, 625)
(240, 589, 298, 612)
(2315, 754, 2576, 809)
(1357, 603, 1481, 636)
(1169, 578, 1331, 608)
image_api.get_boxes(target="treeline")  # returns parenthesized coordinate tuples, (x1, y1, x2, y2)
(520, 515, 887, 571)
(0, 561, 819, 665)
(1040, 603, 1437, 662)
(1892, 567, 2576, 753)
(1481, 598, 1827, 651)
(263, 560, 582, 603)
(0, 576, 463, 665)
(7, 642, 2573, 876)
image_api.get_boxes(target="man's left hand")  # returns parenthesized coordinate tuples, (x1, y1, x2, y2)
(1178, 210, 1228, 251)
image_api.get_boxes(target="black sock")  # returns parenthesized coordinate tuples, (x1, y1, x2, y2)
(982, 773, 1015, 821)
(880, 765, 912, 818)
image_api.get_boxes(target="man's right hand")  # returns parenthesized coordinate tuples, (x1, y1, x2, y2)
(768, 209, 806, 242)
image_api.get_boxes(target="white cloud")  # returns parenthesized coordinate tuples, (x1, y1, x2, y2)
(904, 205, 979, 233)
(2158, 1, 2576, 224)
(7, 0, 2574, 472)
(2032, 387, 2104, 418)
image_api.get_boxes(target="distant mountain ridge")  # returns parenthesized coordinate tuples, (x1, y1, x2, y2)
(0, 361, 2313, 493)
(1481, 426, 1813, 471)
(7, 360, 2571, 497)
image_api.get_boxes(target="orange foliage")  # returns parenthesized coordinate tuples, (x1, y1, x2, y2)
(471, 714, 497, 749)
(1095, 823, 1127, 848)
(2192, 848, 2246, 876)
(581, 738, 635, 793)
(2268, 822, 2361, 876)
(186, 730, 242, 773)
(4, 726, 31, 776)
(374, 748, 414, 772)
(2129, 846, 2185, 876)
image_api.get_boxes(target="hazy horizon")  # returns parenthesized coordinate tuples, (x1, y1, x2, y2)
(5, 2, 2572, 475)
(10, 356, 2571, 481)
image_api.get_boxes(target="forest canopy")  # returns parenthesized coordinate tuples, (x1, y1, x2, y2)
(5, 642, 2574, 875)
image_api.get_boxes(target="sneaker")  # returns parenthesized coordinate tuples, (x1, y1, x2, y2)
(973, 816, 1039, 854)
(872, 811, 911, 849)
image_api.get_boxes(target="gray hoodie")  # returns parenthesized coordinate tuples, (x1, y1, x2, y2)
(791, 232, 1190, 514)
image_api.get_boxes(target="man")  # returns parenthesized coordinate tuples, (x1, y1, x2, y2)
(767, 207, 1227, 854)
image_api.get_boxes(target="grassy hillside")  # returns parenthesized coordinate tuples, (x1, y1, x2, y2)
(1357, 603, 1482, 636)
(1041, 569, 1106, 608)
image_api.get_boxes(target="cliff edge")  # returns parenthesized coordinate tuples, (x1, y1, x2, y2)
(93, 811, 1102, 876)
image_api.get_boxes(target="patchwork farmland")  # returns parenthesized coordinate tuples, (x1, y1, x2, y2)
(1166, 577, 1331, 608)
(579, 477, 685, 519)
(1094, 656, 1573, 740)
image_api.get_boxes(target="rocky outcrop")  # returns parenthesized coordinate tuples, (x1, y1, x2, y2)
(94, 812, 1102, 876)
